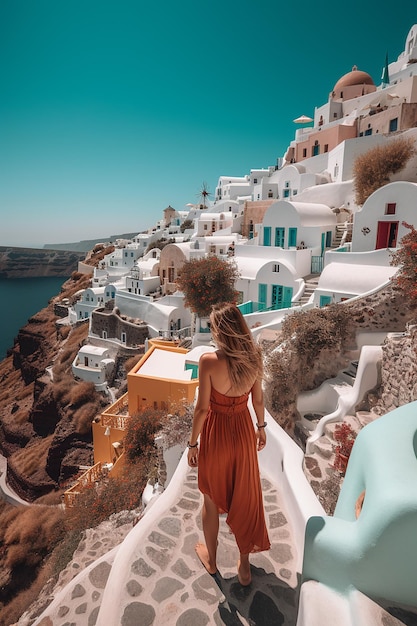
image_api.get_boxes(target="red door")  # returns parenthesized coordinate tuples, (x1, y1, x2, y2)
(376, 221, 399, 249)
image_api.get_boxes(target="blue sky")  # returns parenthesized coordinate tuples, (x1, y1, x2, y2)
(1, 1, 416, 247)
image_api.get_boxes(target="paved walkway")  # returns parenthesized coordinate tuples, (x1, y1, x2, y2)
(26, 464, 300, 626)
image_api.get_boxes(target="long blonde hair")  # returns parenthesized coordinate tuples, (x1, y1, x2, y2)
(210, 302, 263, 395)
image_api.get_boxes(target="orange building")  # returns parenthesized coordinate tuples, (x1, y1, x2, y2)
(127, 342, 205, 416)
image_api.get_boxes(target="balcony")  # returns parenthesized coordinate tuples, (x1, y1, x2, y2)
(63, 462, 103, 508)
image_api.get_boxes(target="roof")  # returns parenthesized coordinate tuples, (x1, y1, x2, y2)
(236, 255, 295, 280)
(334, 68, 374, 91)
(138, 348, 193, 381)
(290, 202, 336, 226)
(318, 262, 397, 295)
(78, 345, 109, 356)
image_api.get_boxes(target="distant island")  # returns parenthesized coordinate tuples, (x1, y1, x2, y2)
(0, 231, 141, 278)
(43, 231, 141, 253)
(0, 246, 86, 279)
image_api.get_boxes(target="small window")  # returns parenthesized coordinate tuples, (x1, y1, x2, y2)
(273, 264, 280, 272)
(302, 148, 307, 157)
(385, 203, 396, 215)
(285, 181, 290, 188)
(324, 144, 329, 153)
(253, 178, 258, 184)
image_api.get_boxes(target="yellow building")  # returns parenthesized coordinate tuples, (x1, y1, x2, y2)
(127, 342, 208, 416)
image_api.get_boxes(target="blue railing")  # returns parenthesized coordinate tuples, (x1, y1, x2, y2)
(311, 256, 323, 273)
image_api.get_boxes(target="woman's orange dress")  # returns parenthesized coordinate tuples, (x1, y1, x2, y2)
(198, 386, 270, 555)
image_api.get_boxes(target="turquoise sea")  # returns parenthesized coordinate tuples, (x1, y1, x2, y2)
(0, 277, 68, 360)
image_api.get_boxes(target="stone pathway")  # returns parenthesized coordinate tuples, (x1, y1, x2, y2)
(26, 468, 300, 626)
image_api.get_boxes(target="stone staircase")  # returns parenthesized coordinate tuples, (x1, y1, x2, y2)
(331, 223, 352, 249)
(299, 274, 320, 305)
(303, 409, 376, 500)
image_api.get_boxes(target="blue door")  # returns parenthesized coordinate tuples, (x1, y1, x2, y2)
(325, 231, 332, 247)
(258, 284, 267, 310)
(271, 285, 293, 309)
(275, 227, 285, 247)
(263, 227, 271, 246)
(321, 232, 325, 254)
(288, 228, 297, 247)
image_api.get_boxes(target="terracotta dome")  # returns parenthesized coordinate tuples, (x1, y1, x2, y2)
(333, 66, 375, 91)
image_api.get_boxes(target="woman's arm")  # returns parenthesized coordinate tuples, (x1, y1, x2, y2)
(188, 353, 213, 466)
(251, 377, 266, 451)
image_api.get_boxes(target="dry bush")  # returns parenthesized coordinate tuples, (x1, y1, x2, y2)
(3, 505, 65, 569)
(52, 379, 73, 406)
(280, 305, 350, 367)
(264, 305, 351, 422)
(16, 382, 34, 401)
(73, 401, 100, 435)
(0, 369, 21, 404)
(124, 355, 142, 373)
(176, 256, 240, 317)
(11, 436, 53, 479)
(12, 407, 30, 425)
(63, 323, 89, 349)
(58, 324, 71, 340)
(69, 381, 97, 408)
(124, 408, 165, 462)
(353, 137, 416, 205)
(158, 405, 193, 448)
(66, 459, 149, 532)
(58, 348, 75, 365)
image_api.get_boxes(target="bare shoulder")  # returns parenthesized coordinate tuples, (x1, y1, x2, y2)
(199, 351, 219, 369)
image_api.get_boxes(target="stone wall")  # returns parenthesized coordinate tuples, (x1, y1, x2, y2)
(91, 308, 149, 348)
(374, 323, 417, 414)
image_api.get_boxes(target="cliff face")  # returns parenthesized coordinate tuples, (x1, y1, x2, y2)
(0, 247, 85, 278)
(0, 252, 111, 501)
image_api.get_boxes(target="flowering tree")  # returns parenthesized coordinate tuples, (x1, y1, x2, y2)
(391, 221, 417, 304)
(176, 256, 239, 317)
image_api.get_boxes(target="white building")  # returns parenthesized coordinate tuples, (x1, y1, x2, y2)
(72, 345, 115, 388)
(74, 284, 119, 320)
(352, 180, 417, 252)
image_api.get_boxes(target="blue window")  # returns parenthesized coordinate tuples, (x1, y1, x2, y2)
(320, 295, 332, 307)
(288, 228, 297, 247)
(263, 227, 271, 246)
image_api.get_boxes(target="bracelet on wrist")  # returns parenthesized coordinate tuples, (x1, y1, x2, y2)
(256, 422, 267, 429)
(187, 441, 198, 449)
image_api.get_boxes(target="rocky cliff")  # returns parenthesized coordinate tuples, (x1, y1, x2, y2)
(0, 246, 116, 501)
(0, 247, 85, 278)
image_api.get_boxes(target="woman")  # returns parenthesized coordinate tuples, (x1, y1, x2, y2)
(187, 302, 270, 586)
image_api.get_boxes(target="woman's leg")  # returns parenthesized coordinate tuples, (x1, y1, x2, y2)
(195, 493, 219, 574)
(238, 553, 251, 586)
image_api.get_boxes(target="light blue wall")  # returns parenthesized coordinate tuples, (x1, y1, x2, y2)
(302, 402, 417, 607)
